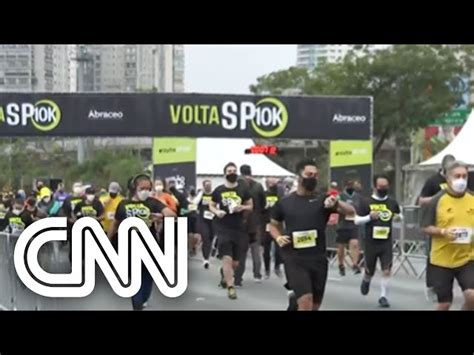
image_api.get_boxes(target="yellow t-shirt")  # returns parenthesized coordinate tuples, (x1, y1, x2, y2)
(100, 194, 124, 233)
(421, 190, 474, 268)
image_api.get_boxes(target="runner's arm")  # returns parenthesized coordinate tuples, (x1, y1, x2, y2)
(208, 201, 222, 215)
(107, 220, 119, 240)
(335, 200, 355, 216)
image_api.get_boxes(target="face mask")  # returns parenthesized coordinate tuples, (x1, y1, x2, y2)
(137, 190, 150, 201)
(86, 194, 95, 202)
(109, 192, 118, 199)
(451, 178, 467, 193)
(13, 208, 22, 216)
(226, 173, 238, 183)
(43, 196, 51, 204)
(302, 177, 317, 192)
(155, 185, 164, 193)
(346, 188, 355, 195)
(376, 189, 388, 198)
(73, 187, 82, 195)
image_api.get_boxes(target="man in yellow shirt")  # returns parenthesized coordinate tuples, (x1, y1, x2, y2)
(422, 161, 474, 311)
(100, 182, 124, 233)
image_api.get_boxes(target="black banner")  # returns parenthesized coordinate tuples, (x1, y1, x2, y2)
(330, 164, 372, 196)
(0, 93, 372, 139)
(153, 163, 196, 191)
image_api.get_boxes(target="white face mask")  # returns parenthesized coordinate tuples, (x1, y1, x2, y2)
(155, 185, 164, 193)
(137, 190, 150, 201)
(43, 196, 51, 204)
(86, 194, 95, 202)
(451, 178, 467, 193)
(13, 208, 22, 216)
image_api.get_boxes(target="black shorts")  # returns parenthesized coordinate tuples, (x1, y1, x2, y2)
(336, 228, 359, 244)
(431, 261, 474, 303)
(217, 228, 248, 261)
(364, 241, 392, 276)
(280, 249, 328, 302)
(188, 213, 198, 234)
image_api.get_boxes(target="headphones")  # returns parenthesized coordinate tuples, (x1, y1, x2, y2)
(128, 174, 152, 195)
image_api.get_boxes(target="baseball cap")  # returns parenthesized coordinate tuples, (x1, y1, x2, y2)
(108, 182, 121, 194)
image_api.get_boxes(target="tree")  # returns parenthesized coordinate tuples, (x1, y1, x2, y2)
(250, 45, 474, 155)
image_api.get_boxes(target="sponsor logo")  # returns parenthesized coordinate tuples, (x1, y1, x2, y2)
(0, 100, 61, 131)
(169, 97, 288, 138)
(333, 114, 367, 124)
(88, 110, 124, 120)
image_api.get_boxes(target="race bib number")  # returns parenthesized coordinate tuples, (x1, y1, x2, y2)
(107, 212, 115, 220)
(450, 228, 472, 244)
(292, 230, 318, 249)
(203, 210, 215, 220)
(373, 226, 390, 240)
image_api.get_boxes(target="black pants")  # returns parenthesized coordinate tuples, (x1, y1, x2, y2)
(262, 231, 282, 273)
(199, 218, 215, 260)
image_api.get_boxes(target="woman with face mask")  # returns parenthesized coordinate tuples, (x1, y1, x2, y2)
(108, 174, 176, 310)
(3, 199, 34, 235)
(152, 178, 178, 214)
(37, 187, 55, 216)
(73, 187, 105, 222)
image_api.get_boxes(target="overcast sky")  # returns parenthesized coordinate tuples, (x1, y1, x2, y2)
(185, 45, 296, 95)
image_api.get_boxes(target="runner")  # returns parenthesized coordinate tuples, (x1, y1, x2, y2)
(262, 177, 283, 279)
(108, 174, 176, 310)
(355, 175, 401, 308)
(153, 178, 178, 214)
(418, 154, 456, 301)
(1, 198, 34, 235)
(23, 197, 47, 222)
(421, 161, 474, 310)
(74, 187, 105, 223)
(235, 164, 265, 286)
(209, 162, 253, 300)
(100, 182, 124, 234)
(269, 159, 354, 311)
(196, 180, 216, 269)
(336, 179, 362, 276)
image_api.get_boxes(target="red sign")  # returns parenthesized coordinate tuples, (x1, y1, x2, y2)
(244, 145, 279, 155)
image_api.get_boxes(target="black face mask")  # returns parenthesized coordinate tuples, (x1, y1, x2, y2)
(376, 188, 388, 198)
(110, 193, 118, 199)
(268, 186, 278, 194)
(346, 188, 355, 195)
(226, 173, 238, 183)
(302, 177, 317, 192)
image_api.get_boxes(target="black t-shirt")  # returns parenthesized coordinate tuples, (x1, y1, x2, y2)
(420, 172, 447, 198)
(271, 192, 337, 256)
(337, 190, 361, 230)
(115, 198, 167, 236)
(63, 196, 85, 218)
(74, 199, 104, 219)
(212, 184, 251, 232)
(263, 189, 280, 224)
(198, 192, 215, 222)
(356, 196, 400, 244)
(3, 211, 33, 234)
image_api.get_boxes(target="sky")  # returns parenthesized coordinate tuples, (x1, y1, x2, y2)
(185, 45, 296, 95)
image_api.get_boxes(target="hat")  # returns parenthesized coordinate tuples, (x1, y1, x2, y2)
(108, 182, 121, 194)
(85, 187, 96, 195)
(39, 187, 52, 199)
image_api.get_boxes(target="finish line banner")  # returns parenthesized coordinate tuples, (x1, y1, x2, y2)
(0, 93, 372, 139)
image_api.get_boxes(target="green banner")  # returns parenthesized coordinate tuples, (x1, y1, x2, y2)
(152, 138, 197, 165)
(330, 140, 373, 168)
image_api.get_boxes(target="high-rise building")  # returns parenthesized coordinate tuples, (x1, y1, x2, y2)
(296, 44, 391, 69)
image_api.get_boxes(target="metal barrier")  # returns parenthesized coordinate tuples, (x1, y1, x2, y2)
(0, 232, 66, 311)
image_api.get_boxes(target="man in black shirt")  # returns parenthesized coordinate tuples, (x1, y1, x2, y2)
(355, 175, 401, 308)
(107, 174, 176, 310)
(234, 164, 265, 285)
(2, 199, 34, 235)
(418, 154, 455, 301)
(73, 187, 105, 223)
(209, 162, 253, 300)
(269, 159, 354, 311)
